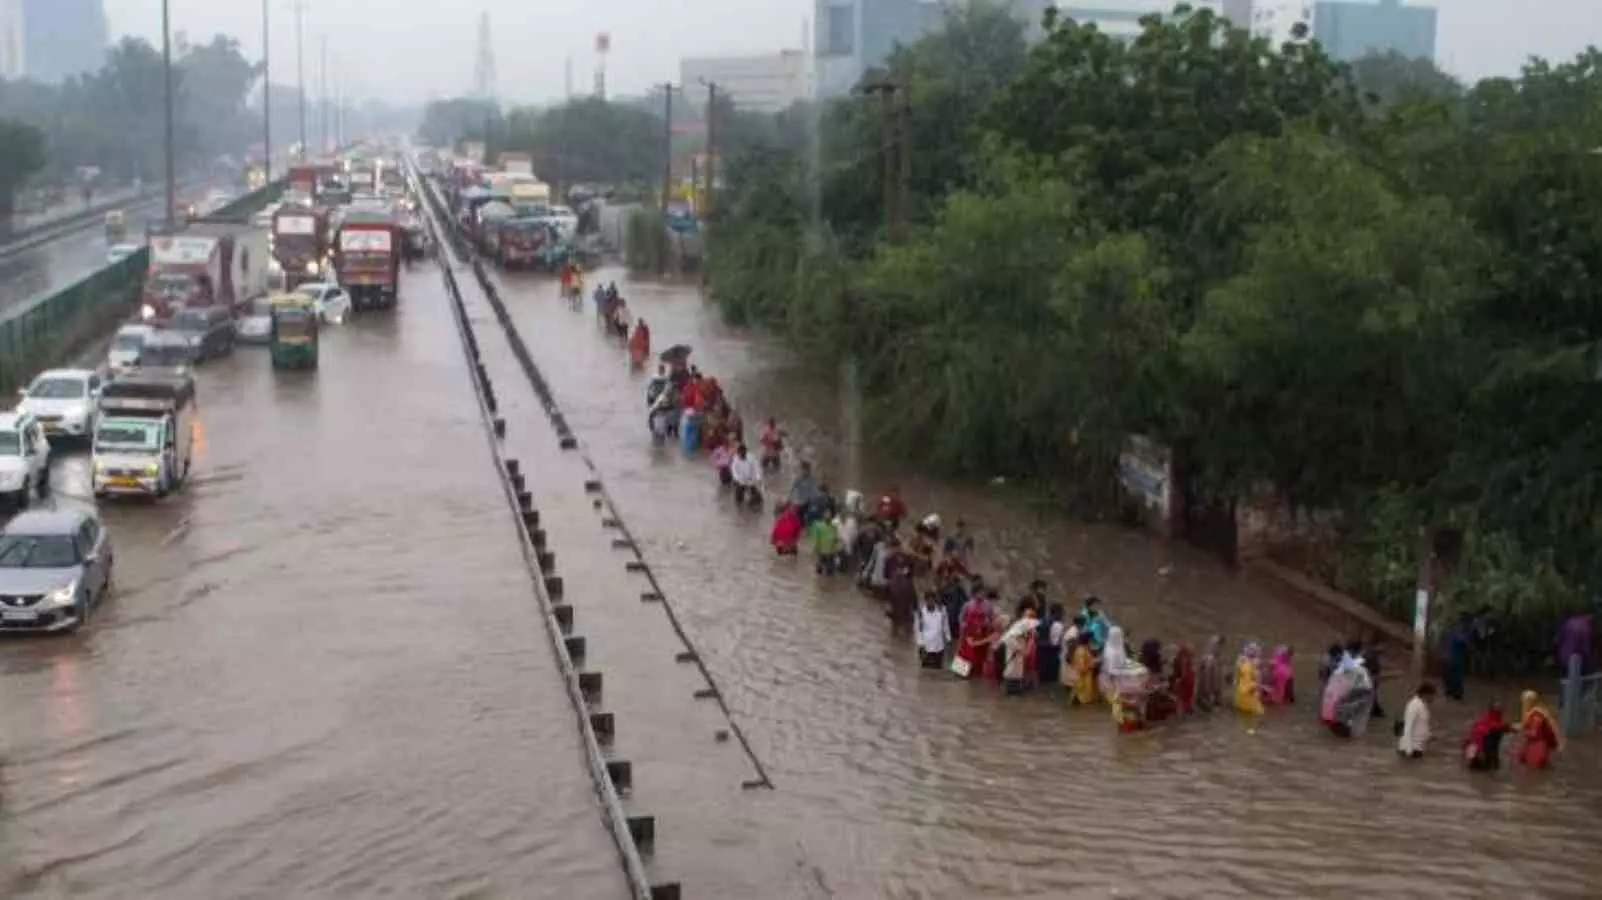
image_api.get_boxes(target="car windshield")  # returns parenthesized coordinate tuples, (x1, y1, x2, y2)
(112, 333, 145, 351)
(96, 421, 161, 450)
(140, 345, 190, 366)
(250, 298, 276, 316)
(0, 430, 18, 455)
(0, 534, 79, 568)
(28, 377, 86, 399)
(295, 285, 325, 300)
(173, 311, 208, 331)
(150, 274, 192, 296)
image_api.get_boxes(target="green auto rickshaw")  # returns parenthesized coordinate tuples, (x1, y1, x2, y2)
(268, 294, 319, 369)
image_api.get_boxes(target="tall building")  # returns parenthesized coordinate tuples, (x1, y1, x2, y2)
(21, 0, 108, 83)
(1312, 0, 1436, 61)
(681, 52, 809, 114)
(811, 0, 1058, 98)
(1056, 0, 1223, 41)
(0, 0, 23, 81)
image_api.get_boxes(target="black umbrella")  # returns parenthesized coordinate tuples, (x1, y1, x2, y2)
(659, 344, 692, 363)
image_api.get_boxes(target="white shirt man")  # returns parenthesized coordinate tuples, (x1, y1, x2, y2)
(916, 600, 949, 668)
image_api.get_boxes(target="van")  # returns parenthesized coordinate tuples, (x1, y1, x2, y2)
(169, 305, 235, 361)
(91, 373, 197, 499)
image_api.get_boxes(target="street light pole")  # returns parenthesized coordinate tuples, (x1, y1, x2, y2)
(294, 0, 307, 156)
(262, 0, 271, 181)
(161, 0, 176, 228)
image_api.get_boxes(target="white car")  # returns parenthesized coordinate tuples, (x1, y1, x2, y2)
(106, 324, 155, 374)
(107, 242, 140, 264)
(295, 282, 351, 323)
(0, 411, 50, 509)
(16, 369, 102, 443)
(237, 296, 275, 343)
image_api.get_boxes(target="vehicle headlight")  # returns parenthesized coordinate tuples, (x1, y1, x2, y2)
(143, 462, 159, 476)
(0, 471, 21, 488)
(268, 258, 283, 273)
(46, 582, 78, 607)
(304, 260, 319, 274)
(93, 460, 105, 472)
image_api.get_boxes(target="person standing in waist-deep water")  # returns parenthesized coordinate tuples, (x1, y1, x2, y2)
(1036, 602, 1066, 689)
(1441, 613, 1472, 701)
(1517, 690, 1562, 769)
(884, 544, 919, 634)
(1362, 637, 1388, 719)
(915, 592, 950, 669)
(1397, 682, 1436, 759)
(1462, 702, 1510, 771)
(1000, 600, 1040, 696)
(729, 444, 762, 507)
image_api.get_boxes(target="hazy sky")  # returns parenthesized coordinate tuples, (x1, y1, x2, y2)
(107, 0, 1602, 105)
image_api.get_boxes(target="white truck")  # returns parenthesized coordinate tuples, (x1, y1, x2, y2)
(91, 373, 197, 500)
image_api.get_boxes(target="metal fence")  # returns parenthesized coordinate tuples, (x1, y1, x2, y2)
(0, 180, 286, 395)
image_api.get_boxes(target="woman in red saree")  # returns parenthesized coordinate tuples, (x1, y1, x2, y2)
(770, 504, 803, 556)
(952, 598, 994, 679)
(1171, 645, 1198, 715)
(1517, 690, 1561, 769)
(628, 318, 651, 368)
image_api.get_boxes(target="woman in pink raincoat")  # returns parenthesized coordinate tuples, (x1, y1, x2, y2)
(1267, 645, 1296, 706)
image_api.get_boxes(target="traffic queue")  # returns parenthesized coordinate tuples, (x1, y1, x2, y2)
(0, 141, 419, 634)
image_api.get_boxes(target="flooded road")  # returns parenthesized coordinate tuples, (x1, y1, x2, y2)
(486, 264, 1602, 898)
(0, 268, 630, 898)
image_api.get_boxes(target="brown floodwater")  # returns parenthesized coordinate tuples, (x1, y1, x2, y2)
(477, 262, 1602, 899)
(0, 268, 630, 898)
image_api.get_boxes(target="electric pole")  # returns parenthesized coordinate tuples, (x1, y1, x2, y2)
(703, 81, 717, 223)
(293, 0, 307, 157)
(861, 81, 902, 243)
(659, 82, 674, 275)
(161, 0, 175, 228)
(319, 38, 328, 155)
(894, 94, 911, 243)
(262, 0, 271, 180)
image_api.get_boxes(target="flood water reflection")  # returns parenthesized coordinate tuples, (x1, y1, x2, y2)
(494, 264, 1602, 899)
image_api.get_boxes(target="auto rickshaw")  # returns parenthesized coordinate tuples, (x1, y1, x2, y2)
(268, 295, 319, 369)
(104, 209, 126, 243)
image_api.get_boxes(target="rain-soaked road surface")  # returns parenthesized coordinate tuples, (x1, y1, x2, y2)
(0, 267, 630, 898)
(478, 262, 1602, 898)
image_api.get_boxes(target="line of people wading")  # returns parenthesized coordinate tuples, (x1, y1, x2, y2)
(593, 286, 1564, 776)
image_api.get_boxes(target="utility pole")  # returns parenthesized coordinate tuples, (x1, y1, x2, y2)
(293, 0, 307, 157)
(319, 38, 328, 155)
(161, 0, 175, 228)
(702, 81, 717, 223)
(894, 93, 911, 243)
(659, 82, 674, 275)
(861, 81, 901, 243)
(262, 0, 271, 181)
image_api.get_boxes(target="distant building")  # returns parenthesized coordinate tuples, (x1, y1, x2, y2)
(1312, 0, 1436, 61)
(1056, 0, 1223, 41)
(811, 0, 1060, 98)
(680, 52, 809, 114)
(0, 0, 23, 80)
(21, 0, 107, 82)
(1246, 0, 1315, 44)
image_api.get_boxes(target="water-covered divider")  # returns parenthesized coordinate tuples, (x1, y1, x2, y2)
(410, 160, 675, 900)
(0, 179, 289, 395)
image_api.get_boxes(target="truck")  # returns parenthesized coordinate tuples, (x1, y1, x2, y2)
(498, 152, 534, 176)
(288, 164, 320, 199)
(332, 208, 400, 311)
(509, 177, 552, 213)
(272, 202, 328, 289)
(91, 372, 197, 500)
(185, 215, 271, 311)
(143, 234, 232, 320)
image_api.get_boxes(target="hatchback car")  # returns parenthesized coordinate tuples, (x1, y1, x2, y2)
(0, 411, 50, 509)
(107, 323, 156, 374)
(295, 282, 351, 323)
(0, 509, 114, 633)
(169, 306, 236, 361)
(17, 368, 102, 443)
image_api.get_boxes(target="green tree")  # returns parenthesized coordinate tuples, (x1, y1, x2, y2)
(0, 118, 47, 220)
(501, 98, 662, 190)
(1345, 50, 1463, 110)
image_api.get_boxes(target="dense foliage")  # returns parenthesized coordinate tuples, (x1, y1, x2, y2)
(0, 34, 263, 191)
(701, 3, 1602, 668)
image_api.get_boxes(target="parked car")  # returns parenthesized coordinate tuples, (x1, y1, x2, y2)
(0, 509, 114, 633)
(237, 295, 276, 343)
(0, 411, 50, 509)
(169, 305, 236, 361)
(16, 368, 102, 443)
(295, 281, 351, 323)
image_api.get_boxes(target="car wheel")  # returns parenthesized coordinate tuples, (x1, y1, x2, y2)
(65, 597, 88, 633)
